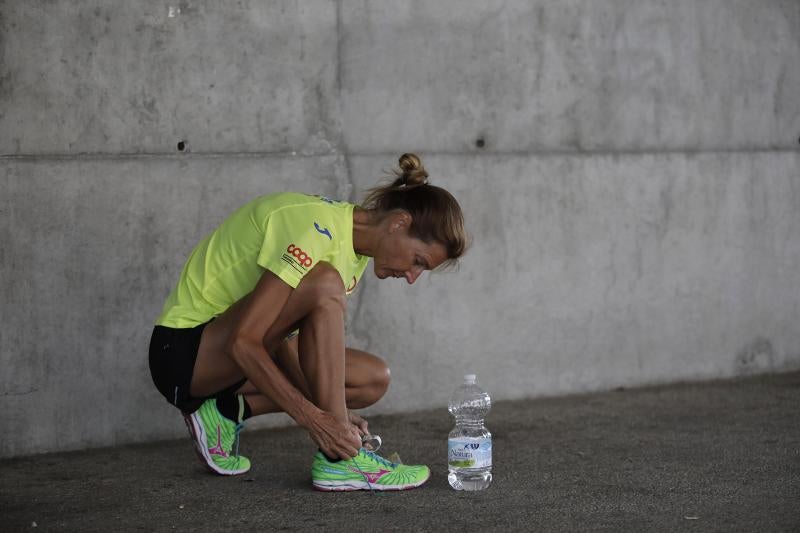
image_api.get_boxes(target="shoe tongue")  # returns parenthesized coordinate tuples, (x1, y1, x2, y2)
(363, 449, 386, 464)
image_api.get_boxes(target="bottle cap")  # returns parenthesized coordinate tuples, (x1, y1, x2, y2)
(464, 374, 476, 384)
(361, 434, 381, 452)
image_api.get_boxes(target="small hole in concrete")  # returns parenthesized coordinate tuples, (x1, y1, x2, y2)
(475, 138, 485, 148)
(177, 141, 186, 152)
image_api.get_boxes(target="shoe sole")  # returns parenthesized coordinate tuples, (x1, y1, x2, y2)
(183, 413, 250, 476)
(312, 470, 431, 492)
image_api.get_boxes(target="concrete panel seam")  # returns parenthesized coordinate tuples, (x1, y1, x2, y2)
(0, 151, 339, 162)
(3, 147, 799, 162)
(344, 148, 800, 157)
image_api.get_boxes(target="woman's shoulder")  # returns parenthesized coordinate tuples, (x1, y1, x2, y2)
(249, 192, 353, 227)
(256, 192, 352, 209)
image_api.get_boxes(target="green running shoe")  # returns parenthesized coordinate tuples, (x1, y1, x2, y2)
(183, 397, 251, 476)
(311, 448, 430, 491)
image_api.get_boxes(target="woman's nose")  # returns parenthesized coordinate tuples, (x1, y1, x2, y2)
(404, 266, 423, 284)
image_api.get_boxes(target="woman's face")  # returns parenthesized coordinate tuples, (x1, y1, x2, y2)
(373, 215, 448, 285)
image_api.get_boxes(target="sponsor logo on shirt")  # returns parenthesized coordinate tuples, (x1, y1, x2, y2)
(282, 244, 313, 273)
(314, 222, 332, 240)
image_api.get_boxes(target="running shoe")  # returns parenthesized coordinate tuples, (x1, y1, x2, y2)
(311, 448, 430, 491)
(183, 397, 250, 475)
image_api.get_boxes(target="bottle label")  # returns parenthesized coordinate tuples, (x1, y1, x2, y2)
(448, 438, 492, 469)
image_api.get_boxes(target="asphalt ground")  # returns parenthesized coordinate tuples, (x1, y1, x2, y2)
(2, 372, 799, 532)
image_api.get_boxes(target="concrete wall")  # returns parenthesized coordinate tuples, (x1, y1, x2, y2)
(1, 0, 798, 457)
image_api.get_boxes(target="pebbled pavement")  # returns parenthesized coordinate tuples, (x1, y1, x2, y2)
(2, 372, 799, 532)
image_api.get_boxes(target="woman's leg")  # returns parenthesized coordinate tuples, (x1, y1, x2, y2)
(238, 342, 391, 416)
(190, 264, 385, 420)
(342, 347, 391, 409)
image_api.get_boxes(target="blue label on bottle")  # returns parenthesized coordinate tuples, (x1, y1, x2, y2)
(448, 438, 492, 469)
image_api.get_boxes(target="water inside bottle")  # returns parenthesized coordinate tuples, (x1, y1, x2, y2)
(448, 374, 492, 490)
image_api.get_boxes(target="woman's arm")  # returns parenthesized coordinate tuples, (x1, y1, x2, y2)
(226, 267, 361, 459)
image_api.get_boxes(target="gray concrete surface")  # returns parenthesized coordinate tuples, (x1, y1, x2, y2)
(339, 1, 800, 153)
(1, 1, 341, 155)
(4, 151, 798, 459)
(348, 152, 800, 415)
(2, 372, 799, 532)
(2, 0, 800, 456)
(3, 1, 798, 154)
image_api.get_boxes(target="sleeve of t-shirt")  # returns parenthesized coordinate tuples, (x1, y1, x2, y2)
(256, 205, 336, 289)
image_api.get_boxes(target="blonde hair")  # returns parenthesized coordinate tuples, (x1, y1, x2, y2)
(362, 153, 468, 265)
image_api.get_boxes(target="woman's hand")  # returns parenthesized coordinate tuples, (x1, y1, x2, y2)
(306, 409, 362, 460)
(348, 410, 369, 436)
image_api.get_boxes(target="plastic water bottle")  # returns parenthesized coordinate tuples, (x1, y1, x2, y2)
(448, 374, 492, 490)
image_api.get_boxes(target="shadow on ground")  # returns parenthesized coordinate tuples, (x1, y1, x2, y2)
(2, 372, 799, 532)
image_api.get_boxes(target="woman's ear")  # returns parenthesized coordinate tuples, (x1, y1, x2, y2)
(388, 211, 412, 234)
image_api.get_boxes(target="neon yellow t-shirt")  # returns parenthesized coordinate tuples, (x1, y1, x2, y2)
(156, 192, 371, 328)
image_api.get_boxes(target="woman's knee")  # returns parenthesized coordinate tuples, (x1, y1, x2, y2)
(373, 358, 391, 396)
(350, 352, 391, 406)
(363, 365, 390, 407)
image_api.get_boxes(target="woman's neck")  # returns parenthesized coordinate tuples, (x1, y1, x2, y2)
(352, 207, 380, 257)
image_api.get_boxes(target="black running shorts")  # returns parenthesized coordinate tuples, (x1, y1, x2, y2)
(148, 321, 246, 414)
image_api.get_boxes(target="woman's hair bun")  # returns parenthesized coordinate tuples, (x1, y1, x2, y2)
(397, 153, 429, 186)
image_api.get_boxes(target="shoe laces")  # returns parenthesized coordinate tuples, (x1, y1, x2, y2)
(363, 449, 396, 468)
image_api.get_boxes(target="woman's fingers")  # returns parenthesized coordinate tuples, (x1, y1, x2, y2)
(340, 425, 361, 458)
(308, 410, 361, 459)
(348, 411, 369, 436)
